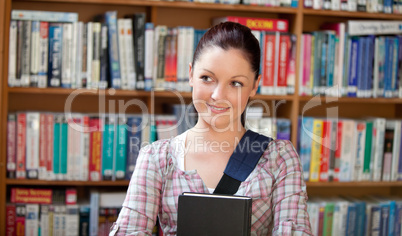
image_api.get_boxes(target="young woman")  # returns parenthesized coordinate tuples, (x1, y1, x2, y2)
(110, 22, 312, 236)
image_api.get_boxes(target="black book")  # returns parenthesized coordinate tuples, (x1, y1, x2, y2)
(177, 192, 252, 236)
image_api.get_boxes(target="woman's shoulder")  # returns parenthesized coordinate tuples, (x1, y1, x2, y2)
(139, 132, 186, 163)
(259, 139, 301, 173)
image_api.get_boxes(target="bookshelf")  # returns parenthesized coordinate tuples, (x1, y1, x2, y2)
(1, 0, 402, 233)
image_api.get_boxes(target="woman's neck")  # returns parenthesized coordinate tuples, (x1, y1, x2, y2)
(189, 121, 246, 147)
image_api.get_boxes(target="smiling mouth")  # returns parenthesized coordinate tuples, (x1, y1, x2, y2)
(207, 104, 230, 112)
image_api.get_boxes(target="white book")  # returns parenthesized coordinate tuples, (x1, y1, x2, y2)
(86, 22, 93, 89)
(25, 204, 40, 236)
(38, 22, 49, 88)
(62, 23, 73, 88)
(331, 198, 349, 236)
(11, 9, 78, 22)
(74, 22, 84, 89)
(26, 112, 40, 179)
(331, 0, 341, 10)
(117, 19, 128, 90)
(89, 191, 100, 236)
(124, 18, 137, 90)
(307, 200, 320, 236)
(53, 205, 66, 236)
(21, 20, 31, 87)
(8, 20, 17, 87)
(70, 22, 78, 88)
(354, 120, 366, 181)
(367, 0, 378, 11)
(80, 115, 90, 181)
(144, 23, 154, 90)
(347, 21, 402, 36)
(176, 26, 186, 92)
(40, 205, 50, 236)
(339, 119, 356, 182)
(371, 118, 386, 181)
(91, 22, 101, 89)
(30, 21, 40, 87)
(348, 0, 358, 10)
(65, 205, 79, 236)
(184, 27, 195, 92)
(391, 120, 401, 181)
(313, 0, 323, 9)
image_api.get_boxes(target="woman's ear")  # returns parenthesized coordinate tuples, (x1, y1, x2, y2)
(189, 63, 194, 87)
(250, 74, 261, 97)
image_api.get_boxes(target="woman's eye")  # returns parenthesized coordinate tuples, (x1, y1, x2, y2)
(200, 76, 212, 82)
(232, 81, 243, 87)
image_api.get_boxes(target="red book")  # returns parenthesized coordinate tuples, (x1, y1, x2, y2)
(276, 33, 291, 95)
(260, 32, 279, 95)
(39, 113, 47, 180)
(16, 113, 27, 179)
(6, 204, 16, 236)
(213, 16, 288, 32)
(10, 188, 53, 204)
(334, 120, 343, 181)
(15, 204, 25, 236)
(89, 117, 102, 181)
(319, 120, 331, 182)
(46, 113, 54, 180)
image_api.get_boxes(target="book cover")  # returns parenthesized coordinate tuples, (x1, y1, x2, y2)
(212, 16, 288, 32)
(177, 192, 252, 236)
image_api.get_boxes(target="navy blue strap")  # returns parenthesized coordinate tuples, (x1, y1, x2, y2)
(214, 130, 272, 195)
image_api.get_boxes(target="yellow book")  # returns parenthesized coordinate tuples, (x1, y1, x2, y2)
(309, 118, 323, 182)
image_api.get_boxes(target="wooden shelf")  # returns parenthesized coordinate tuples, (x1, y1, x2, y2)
(299, 95, 402, 104)
(14, 0, 299, 14)
(303, 8, 402, 20)
(6, 179, 130, 187)
(306, 181, 402, 187)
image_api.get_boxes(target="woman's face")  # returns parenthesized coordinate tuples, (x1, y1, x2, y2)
(189, 46, 261, 131)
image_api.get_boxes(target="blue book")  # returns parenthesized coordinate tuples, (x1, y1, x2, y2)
(115, 116, 127, 180)
(276, 118, 291, 141)
(347, 37, 359, 97)
(326, 32, 336, 90)
(345, 201, 357, 236)
(299, 116, 314, 182)
(102, 115, 115, 180)
(357, 36, 366, 98)
(126, 115, 142, 180)
(392, 37, 399, 97)
(366, 35, 376, 98)
(105, 11, 122, 89)
(384, 37, 394, 98)
(319, 32, 328, 94)
(313, 31, 323, 95)
(47, 23, 63, 87)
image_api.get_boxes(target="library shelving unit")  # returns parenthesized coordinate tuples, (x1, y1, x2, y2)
(2, 0, 402, 232)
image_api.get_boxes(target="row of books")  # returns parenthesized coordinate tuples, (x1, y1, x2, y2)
(299, 20, 402, 98)
(6, 187, 127, 236)
(162, 0, 299, 7)
(6, 110, 198, 182)
(298, 117, 402, 182)
(8, 10, 299, 96)
(308, 196, 402, 236)
(304, 0, 402, 13)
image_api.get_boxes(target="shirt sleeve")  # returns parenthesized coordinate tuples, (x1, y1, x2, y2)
(110, 142, 165, 236)
(269, 140, 313, 236)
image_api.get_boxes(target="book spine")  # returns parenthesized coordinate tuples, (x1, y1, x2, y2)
(176, 26, 186, 92)
(154, 25, 168, 91)
(48, 23, 63, 87)
(117, 19, 128, 90)
(144, 23, 154, 91)
(38, 22, 49, 88)
(81, 116, 90, 181)
(212, 16, 289, 32)
(16, 204, 26, 235)
(25, 204, 39, 236)
(319, 120, 330, 182)
(347, 37, 359, 97)
(115, 116, 127, 180)
(61, 23, 73, 88)
(133, 13, 146, 90)
(334, 120, 343, 181)
(16, 113, 27, 179)
(391, 121, 401, 181)
(30, 21, 40, 87)
(45, 114, 54, 180)
(354, 121, 366, 181)
(91, 22, 101, 89)
(276, 33, 290, 95)
(99, 23, 108, 89)
(124, 18, 136, 90)
(339, 120, 356, 182)
(38, 113, 47, 180)
(362, 121, 373, 181)
(105, 11, 122, 89)
(8, 20, 18, 87)
(73, 22, 83, 89)
(126, 116, 142, 180)
(7, 114, 17, 179)
(310, 118, 323, 182)
(382, 121, 395, 181)
(53, 115, 61, 179)
(85, 22, 93, 89)
(102, 115, 115, 181)
(89, 117, 102, 181)
(312, 31, 322, 95)
(184, 27, 194, 92)
(26, 112, 40, 179)
(60, 116, 68, 180)
(261, 32, 278, 95)
(21, 20, 31, 87)
(384, 37, 394, 98)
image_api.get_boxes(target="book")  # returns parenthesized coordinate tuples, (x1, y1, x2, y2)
(177, 192, 252, 236)
(212, 16, 288, 32)
(11, 10, 78, 22)
(347, 20, 402, 36)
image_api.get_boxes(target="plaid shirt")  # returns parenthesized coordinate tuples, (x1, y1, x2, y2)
(111, 132, 312, 236)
